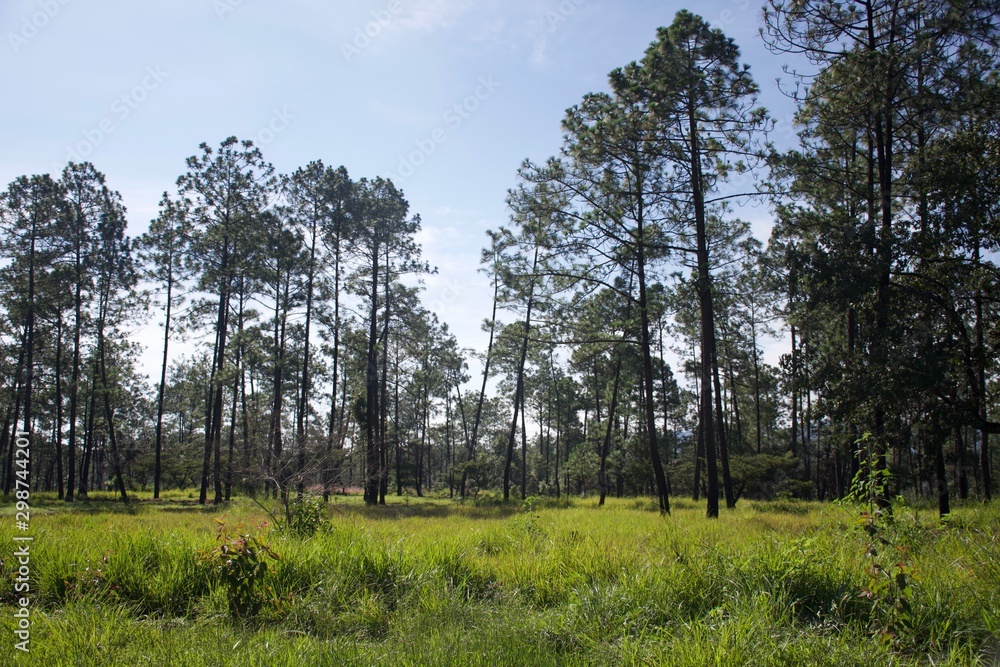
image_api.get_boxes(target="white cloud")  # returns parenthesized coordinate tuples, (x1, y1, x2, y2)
(391, 0, 471, 32)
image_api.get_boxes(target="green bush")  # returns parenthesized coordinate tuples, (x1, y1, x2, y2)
(283, 495, 328, 537)
(198, 519, 280, 620)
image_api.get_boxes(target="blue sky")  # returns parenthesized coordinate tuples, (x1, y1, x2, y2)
(1, 0, 802, 378)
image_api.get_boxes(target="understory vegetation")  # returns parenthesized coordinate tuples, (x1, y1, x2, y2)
(1, 494, 998, 666)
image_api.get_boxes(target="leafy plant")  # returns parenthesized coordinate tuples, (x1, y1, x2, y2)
(842, 434, 919, 646)
(283, 495, 328, 537)
(199, 518, 279, 620)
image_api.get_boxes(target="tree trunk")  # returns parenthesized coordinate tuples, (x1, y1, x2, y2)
(598, 355, 623, 506)
(201, 238, 231, 505)
(933, 415, 950, 518)
(636, 188, 670, 515)
(66, 230, 86, 502)
(153, 261, 173, 500)
(99, 340, 128, 504)
(364, 240, 381, 505)
(974, 241, 991, 501)
(20, 203, 38, 497)
(225, 342, 241, 501)
(79, 371, 98, 497)
(955, 426, 968, 501)
(379, 247, 391, 505)
(297, 209, 319, 499)
(790, 323, 799, 457)
(463, 252, 500, 497)
(503, 248, 537, 502)
(270, 271, 291, 499)
(325, 220, 343, 502)
(54, 314, 65, 499)
(446, 392, 454, 497)
(690, 102, 718, 518)
(520, 385, 528, 500)
(712, 333, 736, 508)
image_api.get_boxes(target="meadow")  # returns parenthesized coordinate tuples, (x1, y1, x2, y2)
(0, 492, 997, 666)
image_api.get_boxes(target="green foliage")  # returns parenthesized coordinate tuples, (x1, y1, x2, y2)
(840, 435, 920, 647)
(282, 495, 328, 537)
(198, 518, 280, 620)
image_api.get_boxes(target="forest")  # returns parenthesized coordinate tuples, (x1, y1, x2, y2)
(1, 1, 999, 665)
(2, 3, 999, 523)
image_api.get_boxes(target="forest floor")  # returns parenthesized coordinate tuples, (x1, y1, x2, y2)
(0, 491, 998, 666)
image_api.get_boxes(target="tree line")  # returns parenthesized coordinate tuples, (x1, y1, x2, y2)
(1, 1, 998, 517)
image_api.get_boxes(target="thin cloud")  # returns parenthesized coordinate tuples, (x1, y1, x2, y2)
(390, 0, 472, 32)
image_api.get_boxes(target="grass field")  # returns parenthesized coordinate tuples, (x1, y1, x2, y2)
(0, 492, 997, 666)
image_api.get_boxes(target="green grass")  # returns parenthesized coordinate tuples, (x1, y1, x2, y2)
(0, 493, 998, 665)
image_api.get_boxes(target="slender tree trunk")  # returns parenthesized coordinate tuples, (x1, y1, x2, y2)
(712, 334, 736, 508)
(503, 359, 527, 501)
(153, 262, 173, 500)
(19, 205, 38, 497)
(932, 412, 950, 518)
(804, 339, 813, 484)
(270, 272, 290, 499)
(751, 311, 763, 454)
(54, 314, 65, 499)
(201, 239, 231, 505)
(79, 370, 99, 497)
(955, 426, 968, 501)
(790, 323, 799, 457)
(98, 338, 128, 503)
(693, 415, 703, 501)
(66, 237, 85, 501)
(463, 253, 500, 498)
(866, 4, 896, 510)
(225, 342, 241, 501)
(504, 248, 538, 502)
(689, 103, 717, 518)
(636, 190, 670, 515)
(724, 331, 743, 452)
(520, 385, 528, 500)
(237, 286, 251, 495)
(325, 222, 343, 502)
(394, 355, 403, 496)
(423, 381, 432, 496)
(554, 380, 561, 499)
(658, 325, 673, 445)
(543, 388, 551, 491)
(364, 241, 381, 505)
(974, 242, 992, 501)
(599, 355, 623, 506)
(93, 248, 127, 503)
(379, 248, 391, 505)
(446, 392, 454, 497)
(297, 211, 319, 499)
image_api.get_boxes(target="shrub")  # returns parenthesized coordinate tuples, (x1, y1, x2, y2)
(198, 519, 279, 620)
(283, 495, 328, 537)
